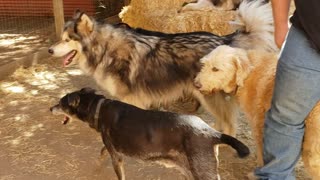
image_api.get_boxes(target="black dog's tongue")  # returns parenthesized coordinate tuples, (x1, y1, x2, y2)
(62, 116, 70, 125)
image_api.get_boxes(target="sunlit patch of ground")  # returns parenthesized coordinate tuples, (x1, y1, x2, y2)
(0, 17, 55, 66)
(0, 32, 52, 66)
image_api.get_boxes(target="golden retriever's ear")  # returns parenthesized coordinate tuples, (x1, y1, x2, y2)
(75, 12, 94, 36)
(233, 49, 252, 87)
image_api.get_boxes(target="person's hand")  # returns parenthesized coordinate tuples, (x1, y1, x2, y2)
(274, 22, 289, 48)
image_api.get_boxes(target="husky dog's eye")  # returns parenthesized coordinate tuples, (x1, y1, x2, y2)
(212, 67, 219, 72)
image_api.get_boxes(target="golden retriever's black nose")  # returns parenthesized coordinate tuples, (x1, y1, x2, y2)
(194, 81, 202, 89)
(48, 48, 54, 54)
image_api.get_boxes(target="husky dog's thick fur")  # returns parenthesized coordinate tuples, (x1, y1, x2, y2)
(194, 45, 320, 179)
(50, 88, 250, 180)
(48, 0, 277, 135)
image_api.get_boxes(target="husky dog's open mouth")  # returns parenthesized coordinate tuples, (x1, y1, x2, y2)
(63, 50, 77, 66)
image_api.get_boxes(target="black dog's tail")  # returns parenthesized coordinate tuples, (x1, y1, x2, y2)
(218, 134, 250, 158)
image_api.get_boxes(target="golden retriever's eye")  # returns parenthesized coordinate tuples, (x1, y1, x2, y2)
(65, 39, 70, 42)
(212, 67, 219, 72)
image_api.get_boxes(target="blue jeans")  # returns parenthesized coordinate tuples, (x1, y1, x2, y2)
(254, 26, 320, 180)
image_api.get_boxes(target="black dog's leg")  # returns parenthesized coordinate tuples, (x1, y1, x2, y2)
(99, 146, 109, 162)
(185, 137, 219, 180)
(171, 155, 194, 180)
(101, 132, 125, 180)
(110, 153, 125, 180)
(100, 146, 108, 156)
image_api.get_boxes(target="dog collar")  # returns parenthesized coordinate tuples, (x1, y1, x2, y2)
(94, 98, 105, 129)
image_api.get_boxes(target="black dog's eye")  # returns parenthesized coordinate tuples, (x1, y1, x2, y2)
(212, 67, 219, 72)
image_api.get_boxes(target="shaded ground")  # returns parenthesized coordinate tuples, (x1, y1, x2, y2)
(0, 58, 311, 180)
(0, 17, 55, 66)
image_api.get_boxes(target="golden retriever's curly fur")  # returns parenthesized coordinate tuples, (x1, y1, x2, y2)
(194, 45, 320, 179)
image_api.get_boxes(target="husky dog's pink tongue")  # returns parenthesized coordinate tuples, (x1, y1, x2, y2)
(63, 50, 77, 67)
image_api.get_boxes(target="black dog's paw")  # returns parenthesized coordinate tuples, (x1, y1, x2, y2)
(100, 146, 108, 157)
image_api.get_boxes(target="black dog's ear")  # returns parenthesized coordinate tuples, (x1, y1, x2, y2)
(68, 93, 80, 108)
(80, 87, 96, 94)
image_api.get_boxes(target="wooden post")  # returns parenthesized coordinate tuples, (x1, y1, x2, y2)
(52, 0, 64, 39)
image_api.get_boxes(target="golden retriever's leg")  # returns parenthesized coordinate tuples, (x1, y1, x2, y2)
(302, 104, 320, 179)
(253, 122, 264, 166)
(193, 91, 239, 136)
(243, 114, 264, 166)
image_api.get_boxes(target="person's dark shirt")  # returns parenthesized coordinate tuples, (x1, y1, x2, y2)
(290, 0, 320, 51)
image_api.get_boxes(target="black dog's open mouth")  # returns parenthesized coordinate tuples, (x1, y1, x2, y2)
(50, 105, 71, 125)
(63, 50, 77, 66)
(63, 116, 70, 125)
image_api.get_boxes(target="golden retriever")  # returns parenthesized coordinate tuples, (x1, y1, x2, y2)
(194, 45, 320, 179)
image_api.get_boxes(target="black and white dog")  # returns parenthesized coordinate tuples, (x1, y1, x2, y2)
(50, 88, 249, 180)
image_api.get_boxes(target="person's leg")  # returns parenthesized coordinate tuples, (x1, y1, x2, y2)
(254, 26, 320, 180)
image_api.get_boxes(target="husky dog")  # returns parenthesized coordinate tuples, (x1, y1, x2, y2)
(48, 0, 277, 135)
(50, 88, 250, 180)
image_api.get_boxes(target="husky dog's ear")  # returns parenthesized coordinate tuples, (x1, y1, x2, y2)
(68, 93, 80, 108)
(80, 87, 96, 94)
(74, 11, 94, 36)
(73, 9, 83, 20)
(233, 49, 252, 87)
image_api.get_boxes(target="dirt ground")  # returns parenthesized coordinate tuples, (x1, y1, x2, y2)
(0, 58, 311, 180)
(0, 24, 55, 67)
